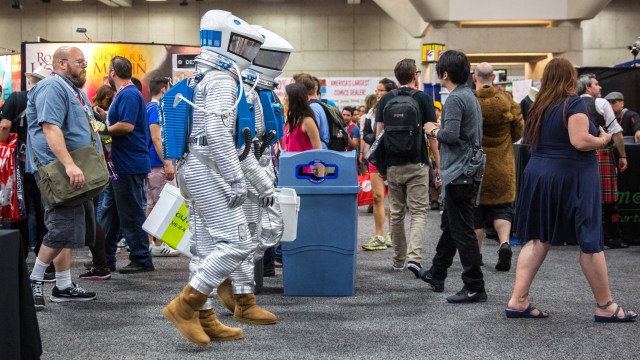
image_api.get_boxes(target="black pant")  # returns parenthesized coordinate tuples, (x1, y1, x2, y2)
(88, 195, 109, 271)
(602, 203, 622, 241)
(429, 183, 485, 292)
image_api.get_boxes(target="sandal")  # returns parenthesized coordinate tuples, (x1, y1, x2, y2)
(505, 304, 549, 319)
(594, 301, 638, 323)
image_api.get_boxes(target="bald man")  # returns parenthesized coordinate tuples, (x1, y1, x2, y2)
(472, 62, 523, 271)
(26, 46, 98, 310)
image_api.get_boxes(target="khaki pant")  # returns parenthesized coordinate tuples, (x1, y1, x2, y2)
(387, 163, 429, 267)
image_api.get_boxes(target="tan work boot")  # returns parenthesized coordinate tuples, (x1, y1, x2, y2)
(162, 284, 210, 346)
(216, 279, 235, 313)
(233, 293, 278, 325)
(199, 309, 244, 341)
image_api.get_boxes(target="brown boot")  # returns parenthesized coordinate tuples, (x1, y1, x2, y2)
(216, 279, 235, 313)
(162, 284, 210, 346)
(233, 294, 278, 325)
(199, 309, 244, 341)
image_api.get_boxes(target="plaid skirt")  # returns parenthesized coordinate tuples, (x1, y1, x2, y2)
(597, 148, 618, 204)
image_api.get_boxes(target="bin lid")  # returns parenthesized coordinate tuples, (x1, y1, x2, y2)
(278, 150, 359, 193)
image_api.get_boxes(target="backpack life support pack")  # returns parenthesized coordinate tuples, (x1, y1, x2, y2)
(382, 88, 422, 158)
(159, 77, 256, 160)
(159, 78, 193, 159)
(310, 99, 348, 151)
(258, 89, 284, 146)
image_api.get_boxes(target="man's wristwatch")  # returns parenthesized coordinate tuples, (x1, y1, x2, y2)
(430, 128, 437, 138)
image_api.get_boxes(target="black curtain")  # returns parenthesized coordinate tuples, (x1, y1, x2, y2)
(577, 67, 640, 112)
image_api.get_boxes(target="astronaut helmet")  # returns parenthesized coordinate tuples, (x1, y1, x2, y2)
(246, 25, 294, 85)
(199, 10, 264, 71)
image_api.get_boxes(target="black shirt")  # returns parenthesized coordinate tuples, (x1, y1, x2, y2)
(0, 91, 28, 143)
(619, 109, 640, 137)
(376, 87, 436, 166)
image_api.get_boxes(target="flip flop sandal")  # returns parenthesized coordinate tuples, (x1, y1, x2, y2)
(505, 304, 549, 319)
(594, 301, 638, 323)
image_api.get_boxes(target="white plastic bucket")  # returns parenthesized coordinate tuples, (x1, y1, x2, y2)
(277, 187, 300, 242)
(142, 183, 192, 257)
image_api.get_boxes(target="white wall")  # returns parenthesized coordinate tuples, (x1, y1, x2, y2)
(0, 0, 421, 77)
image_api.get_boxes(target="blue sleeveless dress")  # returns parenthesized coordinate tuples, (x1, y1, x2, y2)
(515, 96, 603, 253)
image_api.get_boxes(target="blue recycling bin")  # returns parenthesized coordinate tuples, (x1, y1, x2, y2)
(278, 150, 359, 296)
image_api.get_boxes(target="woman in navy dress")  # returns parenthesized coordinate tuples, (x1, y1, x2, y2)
(506, 58, 637, 322)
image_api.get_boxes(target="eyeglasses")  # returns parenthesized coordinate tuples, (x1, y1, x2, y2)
(415, 70, 422, 75)
(62, 59, 88, 66)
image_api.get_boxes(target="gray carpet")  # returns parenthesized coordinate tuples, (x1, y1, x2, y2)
(31, 206, 639, 360)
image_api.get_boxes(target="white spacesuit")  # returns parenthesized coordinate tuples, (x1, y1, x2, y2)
(216, 26, 294, 324)
(163, 10, 265, 347)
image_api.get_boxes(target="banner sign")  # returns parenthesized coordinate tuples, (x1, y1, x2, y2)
(22, 42, 200, 102)
(0, 54, 21, 101)
(274, 77, 392, 108)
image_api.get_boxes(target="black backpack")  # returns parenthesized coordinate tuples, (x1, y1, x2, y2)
(310, 99, 349, 151)
(382, 88, 422, 157)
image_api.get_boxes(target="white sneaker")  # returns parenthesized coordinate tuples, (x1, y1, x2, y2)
(151, 243, 180, 257)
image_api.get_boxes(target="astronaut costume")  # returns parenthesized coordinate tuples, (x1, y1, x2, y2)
(215, 26, 294, 321)
(163, 10, 265, 346)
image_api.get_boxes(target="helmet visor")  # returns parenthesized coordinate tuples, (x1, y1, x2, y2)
(253, 49, 290, 71)
(228, 33, 262, 62)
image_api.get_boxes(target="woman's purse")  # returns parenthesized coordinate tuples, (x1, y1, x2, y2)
(366, 130, 387, 176)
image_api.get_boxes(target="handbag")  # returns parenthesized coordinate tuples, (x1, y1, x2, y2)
(32, 74, 110, 207)
(366, 130, 387, 176)
(35, 144, 110, 207)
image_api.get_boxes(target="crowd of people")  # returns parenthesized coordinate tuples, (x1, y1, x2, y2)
(0, 11, 638, 349)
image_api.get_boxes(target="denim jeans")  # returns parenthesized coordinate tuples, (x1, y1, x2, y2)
(102, 173, 153, 269)
(429, 183, 485, 292)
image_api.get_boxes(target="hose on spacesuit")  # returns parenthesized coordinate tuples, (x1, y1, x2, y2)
(256, 130, 276, 160)
(238, 128, 253, 161)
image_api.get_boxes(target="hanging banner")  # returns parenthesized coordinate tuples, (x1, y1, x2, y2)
(0, 54, 21, 102)
(274, 77, 393, 108)
(22, 42, 200, 102)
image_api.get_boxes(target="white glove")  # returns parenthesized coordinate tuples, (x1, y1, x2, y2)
(227, 180, 247, 208)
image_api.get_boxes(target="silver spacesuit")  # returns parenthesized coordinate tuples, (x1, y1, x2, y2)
(213, 26, 294, 326)
(176, 11, 264, 306)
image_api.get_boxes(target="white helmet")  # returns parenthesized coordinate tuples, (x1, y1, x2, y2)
(247, 25, 294, 84)
(200, 10, 264, 71)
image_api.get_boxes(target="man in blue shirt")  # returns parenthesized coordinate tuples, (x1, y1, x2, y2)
(26, 46, 97, 310)
(145, 77, 179, 257)
(96, 56, 153, 273)
(293, 73, 329, 149)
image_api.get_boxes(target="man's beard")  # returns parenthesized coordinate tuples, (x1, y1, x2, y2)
(68, 70, 86, 88)
(108, 77, 116, 90)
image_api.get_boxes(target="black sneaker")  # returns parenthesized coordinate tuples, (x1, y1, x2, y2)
(606, 238, 630, 249)
(419, 269, 445, 292)
(446, 288, 487, 303)
(119, 262, 155, 274)
(79, 267, 112, 280)
(407, 261, 422, 278)
(30, 279, 46, 311)
(29, 270, 56, 284)
(43, 271, 56, 283)
(50, 283, 97, 302)
(263, 267, 276, 277)
(495, 243, 512, 271)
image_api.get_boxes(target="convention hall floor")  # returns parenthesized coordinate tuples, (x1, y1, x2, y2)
(31, 206, 639, 359)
